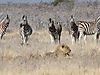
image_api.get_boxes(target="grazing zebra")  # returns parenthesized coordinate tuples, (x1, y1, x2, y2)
(20, 15, 32, 45)
(0, 14, 10, 39)
(48, 18, 62, 44)
(70, 15, 100, 43)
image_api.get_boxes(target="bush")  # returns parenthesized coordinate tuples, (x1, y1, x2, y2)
(52, 0, 75, 6)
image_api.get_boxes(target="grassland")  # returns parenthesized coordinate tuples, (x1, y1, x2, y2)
(0, 2, 100, 75)
(0, 30, 99, 75)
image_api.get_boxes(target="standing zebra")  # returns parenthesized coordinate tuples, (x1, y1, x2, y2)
(70, 15, 100, 43)
(20, 15, 32, 45)
(95, 15, 100, 42)
(69, 15, 79, 44)
(48, 18, 62, 44)
(0, 14, 10, 39)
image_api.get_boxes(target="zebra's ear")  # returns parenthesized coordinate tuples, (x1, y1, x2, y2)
(52, 21, 54, 24)
(20, 23, 22, 28)
(49, 18, 52, 23)
(71, 15, 73, 18)
(22, 15, 25, 19)
(7, 14, 8, 17)
(6, 14, 9, 19)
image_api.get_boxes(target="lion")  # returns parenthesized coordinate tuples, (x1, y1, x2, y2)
(45, 43, 71, 57)
(55, 43, 71, 56)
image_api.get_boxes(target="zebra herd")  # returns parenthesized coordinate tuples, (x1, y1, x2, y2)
(0, 14, 100, 45)
(0, 14, 32, 45)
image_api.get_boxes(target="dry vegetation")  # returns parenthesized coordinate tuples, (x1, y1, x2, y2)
(0, 1, 100, 75)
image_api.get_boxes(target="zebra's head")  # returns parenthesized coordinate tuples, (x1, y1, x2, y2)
(69, 15, 78, 32)
(50, 20, 55, 27)
(49, 18, 52, 23)
(56, 22, 61, 25)
(20, 15, 28, 28)
(70, 15, 75, 27)
(48, 18, 55, 27)
(5, 14, 10, 25)
(70, 15, 75, 23)
(22, 15, 28, 24)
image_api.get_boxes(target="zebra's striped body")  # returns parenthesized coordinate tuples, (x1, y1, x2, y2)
(77, 21, 96, 35)
(70, 15, 100, 43)
(20, 15, 32, 45)
(0, 15, 10, 39)
(48, 18, 62, 44)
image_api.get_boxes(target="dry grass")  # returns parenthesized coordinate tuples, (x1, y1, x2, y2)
(0, 2, 100, 75)
(0, 30, 100, 75)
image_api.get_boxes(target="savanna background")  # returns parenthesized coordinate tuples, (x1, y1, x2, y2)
(0, 0, 100, 75)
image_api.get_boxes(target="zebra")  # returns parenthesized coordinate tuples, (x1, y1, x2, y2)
(20, 15, 32, 45)
(48, 18, 62, 44)
(95, 15, 100, 42)
(0, 14, 10, 39)
(70, 15, 100, 43)
(69, 15, 79, 44)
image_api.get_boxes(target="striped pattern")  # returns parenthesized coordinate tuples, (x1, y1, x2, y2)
(70, 15, 100, 43)
(95, 15, 100, 41)
(77, 21, 96, 35)
(20, 15, 32, 45)
(70, 15, 79, 44)
(0, 15, 10, 39)
(48, 18, 62, 44)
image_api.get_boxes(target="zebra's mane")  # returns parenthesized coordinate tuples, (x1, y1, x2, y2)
(0, 16, 7, 24)
(96, 15, 100, 21)
(95, 15, 100, 25)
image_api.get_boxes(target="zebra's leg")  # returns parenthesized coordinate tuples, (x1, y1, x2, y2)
(21, 31, 25, 45)
(79, 32, 84, 43)
(94, 32, 97, 41)
(94, 32, 99, 43)
(20, 35, 24, 45)
(25, 35, 29, 45)
(84, 35, 87, 44)
(50, 34, 54, 43)
(96, 33, 99, 43)
(21, 35, 23, 41)
(71, 32, 77, 44)
(1, 31, 5, 39)
(56, 34, 59, 44)
(23, 36, 27, 44)
(53, 33, 58, 44)
(74, 32, 78, 43)
(54, 35, 57, 44)
(74, 36, 77, 43)
(58, 34, 61, 44)
(71, 34, 75, 44)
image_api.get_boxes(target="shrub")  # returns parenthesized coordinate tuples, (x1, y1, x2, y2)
(52, 0, 75, 6)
